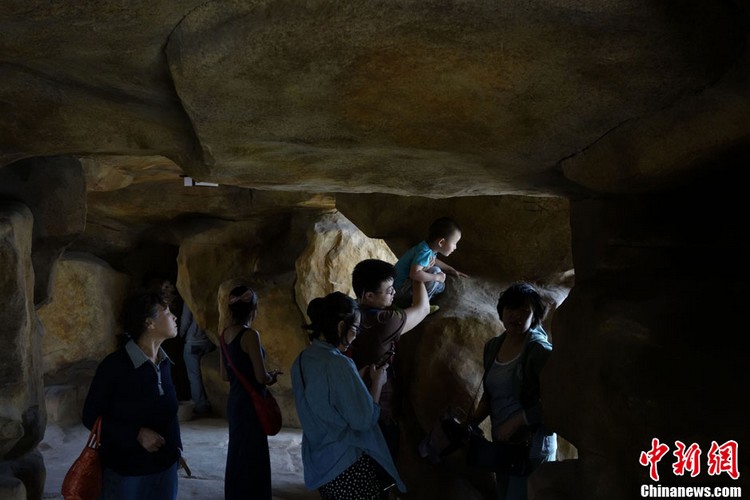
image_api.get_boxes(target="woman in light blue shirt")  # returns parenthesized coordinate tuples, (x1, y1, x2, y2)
(291, 292, 405, 499)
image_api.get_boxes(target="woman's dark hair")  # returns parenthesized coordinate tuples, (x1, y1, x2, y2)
(496, 282, 547, 329)
(303, 292, 359, 346)
(118, 292, 168, 347)
(228, 285, 259, 325)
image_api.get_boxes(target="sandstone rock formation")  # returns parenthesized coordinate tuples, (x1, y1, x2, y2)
(294, 210, 397, 315)
(38, 253, 129, 375)
(0, 158, 86, 306)
(0, 203, 45, 500)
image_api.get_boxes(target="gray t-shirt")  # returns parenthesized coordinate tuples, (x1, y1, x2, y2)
(485, 355, 523, 438)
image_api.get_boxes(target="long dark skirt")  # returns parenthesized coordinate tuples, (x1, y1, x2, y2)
(225, 388, 271, 500)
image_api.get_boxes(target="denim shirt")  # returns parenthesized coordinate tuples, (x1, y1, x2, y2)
(291, 340, 405, 492)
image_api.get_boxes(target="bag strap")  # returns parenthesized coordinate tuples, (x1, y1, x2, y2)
(464, 339, 499, 423)
(220, 328, 262, 399)
(466, 376, 484, 421)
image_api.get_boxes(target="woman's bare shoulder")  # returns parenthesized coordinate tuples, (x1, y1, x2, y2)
(222, 324, 245, 343)
(243, 328, 261, 344)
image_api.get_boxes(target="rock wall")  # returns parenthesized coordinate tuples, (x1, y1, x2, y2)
(336, 193, 573, 284)
(539, 167, 750, 499)
(38, 253, 129, 375)
(37, 253, 130, 427)
(0, 202, 45, 499)
(0, 157, 86, 306)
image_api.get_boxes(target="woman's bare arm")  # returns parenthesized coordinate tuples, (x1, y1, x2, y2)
(241, 329, 280, 385)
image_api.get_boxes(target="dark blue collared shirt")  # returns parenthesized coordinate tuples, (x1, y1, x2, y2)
(83, 340, 182, 476)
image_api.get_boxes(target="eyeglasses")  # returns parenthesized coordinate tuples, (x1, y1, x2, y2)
(378, 286, 396, 296)
(349, 324, 361, 335)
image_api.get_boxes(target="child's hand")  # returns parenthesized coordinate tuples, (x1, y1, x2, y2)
(453, 270, 469, 278)
(435, 272, 447, 283)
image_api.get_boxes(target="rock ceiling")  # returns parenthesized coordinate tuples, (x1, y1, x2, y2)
(1, 0, 748, 198)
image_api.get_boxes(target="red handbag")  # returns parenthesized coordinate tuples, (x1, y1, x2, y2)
(61, 416, 102, 500)
(220, 331, 282, 436)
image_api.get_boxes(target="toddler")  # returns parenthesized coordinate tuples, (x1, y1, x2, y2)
(393, 217, 468, 310)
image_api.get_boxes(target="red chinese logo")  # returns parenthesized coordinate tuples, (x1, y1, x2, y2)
(640, 438, 670, 481)
(707, 440, 739, 480)
(672, 441, 701, 477)
(640, 439, 740, 481)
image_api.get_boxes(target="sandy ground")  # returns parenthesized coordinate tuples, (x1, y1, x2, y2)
(40, 418, 318, 500)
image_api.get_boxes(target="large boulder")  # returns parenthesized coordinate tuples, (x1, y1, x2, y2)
(37, 252, 130, 426)
(294, 210, 397, 316)
(38, 253, 129, 375)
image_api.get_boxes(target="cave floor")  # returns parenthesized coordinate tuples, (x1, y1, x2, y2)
(40, 418, 317, 499)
